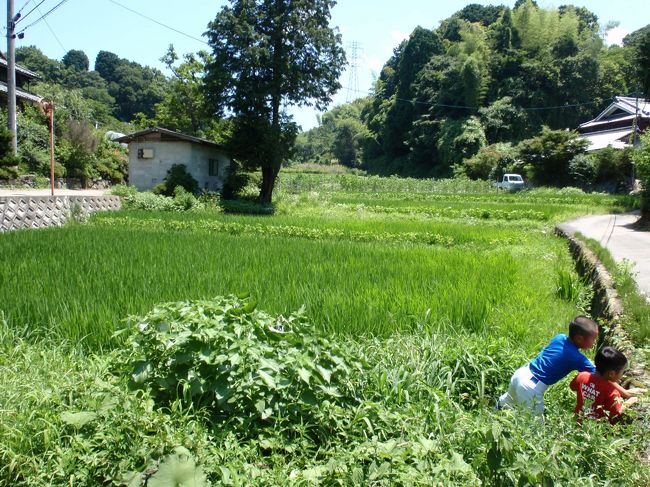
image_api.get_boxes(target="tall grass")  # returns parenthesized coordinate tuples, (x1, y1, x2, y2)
(0, 223, 576, 348)
(575, 233, 650, 343)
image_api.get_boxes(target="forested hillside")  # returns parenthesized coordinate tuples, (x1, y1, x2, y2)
(295, 1, 650, 184)
(0, 45, 196, 183)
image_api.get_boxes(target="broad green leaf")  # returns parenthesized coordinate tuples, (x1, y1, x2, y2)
(449, 452, 471, 473)
(297, 367, 312, 384)
(148, 447, 207, 487)
(316, 365, 332, 383)
(257, 369, 277, 389)
(61, 411, 97, 428)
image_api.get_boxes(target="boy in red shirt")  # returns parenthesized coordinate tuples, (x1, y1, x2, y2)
(570, 346, 645, 423)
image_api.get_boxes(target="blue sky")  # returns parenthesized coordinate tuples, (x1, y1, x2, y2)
(6, 0, 649, 130)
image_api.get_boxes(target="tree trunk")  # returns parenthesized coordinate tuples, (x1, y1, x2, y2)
(259, 164, 280, 204)
(259, 4, 285, 206)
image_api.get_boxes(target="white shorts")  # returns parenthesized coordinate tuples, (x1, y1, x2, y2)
(498, 365, 549, 415)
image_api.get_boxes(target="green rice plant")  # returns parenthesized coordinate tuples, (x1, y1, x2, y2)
(555, 269, 583, 302)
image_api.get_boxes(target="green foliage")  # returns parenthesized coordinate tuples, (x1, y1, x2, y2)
(120, 190, 205, 213)
(437, 117, 487, 170)
(0, 124, 20, 178)
(95, 50, 167, 121)
(460, 142, 518, 180)
(62, 49, 89, 71)
(624, 24, 650, 96)
(151, 46, 213, 136)
(154, 164, 199, 196)
(632, 131, 650, 219)
(517, 127, 589, 185)
(126, 296, 363, 431)
(2, 174, 648, 483)
(205, 0, 346, 203)
(568, 153, 596, 187)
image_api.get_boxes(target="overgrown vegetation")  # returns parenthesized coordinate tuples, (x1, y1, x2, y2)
(294, 1, 650, 186)
(575, 233, 650, 344)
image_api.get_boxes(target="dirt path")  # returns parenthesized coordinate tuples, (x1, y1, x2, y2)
(563, 212, 650, 301)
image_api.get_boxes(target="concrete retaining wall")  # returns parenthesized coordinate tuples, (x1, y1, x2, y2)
(0, 195, 121, 232)
(555, 224, 647, 390)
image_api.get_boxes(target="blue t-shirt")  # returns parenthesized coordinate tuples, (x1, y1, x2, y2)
(528, 334, 596, 385)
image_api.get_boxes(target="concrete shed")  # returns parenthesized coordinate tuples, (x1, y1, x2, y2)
(115, 127, 231, 192)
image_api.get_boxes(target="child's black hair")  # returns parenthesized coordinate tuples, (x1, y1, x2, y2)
(568, 316, 598, 339)
(595, 346, 628, 375)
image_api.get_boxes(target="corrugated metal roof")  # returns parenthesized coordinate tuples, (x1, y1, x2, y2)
(0, 56, 41, 80)
(115, 127, 226, 149)
(0, 81, 43, 103)
(578, 128, 634, 151)
(579, 96, 650, 129)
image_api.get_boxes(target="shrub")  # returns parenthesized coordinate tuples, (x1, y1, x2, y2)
(592, 146, 634, 187)
(124, 296, 364, 431)
(154, 164, 199, 196)
(568, 153, 596, 187)
(110, 184, 138, 198)
(632, 132, 650, 221)
(172, 186, 203, 211)
(221, 159, 253, 199)
(0, 124, 20, 179)
(517, 127, 589, 186)
(460, 143, 518, 180)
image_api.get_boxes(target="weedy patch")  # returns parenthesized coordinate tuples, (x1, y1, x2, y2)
(124, 295, 365, 435)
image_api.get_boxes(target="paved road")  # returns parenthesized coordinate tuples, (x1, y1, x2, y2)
(563, 213, 650, 300)
(0, 188, 110, 197)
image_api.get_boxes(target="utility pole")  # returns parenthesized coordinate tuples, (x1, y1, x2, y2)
(6, 0, 18, 155)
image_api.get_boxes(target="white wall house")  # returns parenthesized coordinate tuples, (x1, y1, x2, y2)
(578, 96, 650, 151)
(116, 127, 231, 192)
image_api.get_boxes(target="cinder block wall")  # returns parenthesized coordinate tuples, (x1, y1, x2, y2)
(0, 195, 121, 232)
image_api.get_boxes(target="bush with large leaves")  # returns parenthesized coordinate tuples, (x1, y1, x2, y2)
(125, 296, 364, 432)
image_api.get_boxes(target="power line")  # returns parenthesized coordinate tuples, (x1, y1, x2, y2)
(345, 84, 609, 112)
(16, 0, 41, 17)
(36, 1, 66, 54)
(16, 0, 46, 20)
(17, 0, 71, 35)
(106, 0, 209, 47)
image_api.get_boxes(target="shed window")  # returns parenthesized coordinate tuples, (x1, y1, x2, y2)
(209, 158, 219, 176)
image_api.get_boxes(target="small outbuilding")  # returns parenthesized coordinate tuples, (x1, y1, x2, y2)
(578, 96, 650, 151)
(115, 127, 231, 192)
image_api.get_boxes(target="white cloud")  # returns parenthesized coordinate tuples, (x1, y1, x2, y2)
(605, 26, 629, 46)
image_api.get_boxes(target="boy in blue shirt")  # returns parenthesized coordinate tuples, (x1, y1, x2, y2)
(497, 316, 598, 414)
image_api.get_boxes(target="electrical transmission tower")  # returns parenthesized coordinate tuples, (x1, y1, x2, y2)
(346, 41, 362, 103)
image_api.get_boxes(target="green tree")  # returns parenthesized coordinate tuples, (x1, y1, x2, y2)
(625, 26, 650, 97)
(632, 131, 650, 223)
(62, 49, 89, 71)
(15, 45, 63, 81)
(517, 127, 589, 185)
(152, 46, 212, 136)
(436, 117, 487, 170)
(332, 118, 367, 167)
(205, 0, 346, 203)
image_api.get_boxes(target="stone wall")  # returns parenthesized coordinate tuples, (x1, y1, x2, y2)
(0, 195, 121, 232)
(555, 224, 648, 390)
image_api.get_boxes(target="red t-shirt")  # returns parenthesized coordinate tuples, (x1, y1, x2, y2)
(570, 371, 623, 423)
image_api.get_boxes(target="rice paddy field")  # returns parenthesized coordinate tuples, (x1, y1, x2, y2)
(1, 174, 648, 486)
